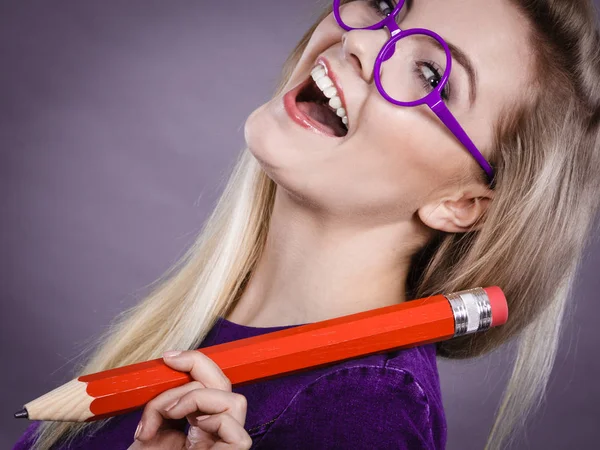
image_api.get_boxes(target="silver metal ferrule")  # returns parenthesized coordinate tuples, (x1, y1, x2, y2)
(444, 287, 492, 337)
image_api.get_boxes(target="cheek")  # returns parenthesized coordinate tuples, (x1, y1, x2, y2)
(363, 107, 451, 180)
(290, 15, 344, 77)
(310, 13, 344, 48)
(398, 107, 482, 183)
(349, 105, 472, 200)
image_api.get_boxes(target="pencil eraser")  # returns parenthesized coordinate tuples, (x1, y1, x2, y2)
(484, 286, 508, 327)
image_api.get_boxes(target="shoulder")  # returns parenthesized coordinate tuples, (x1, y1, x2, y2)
(251, 345, 445, 450)
(12, 422, 40, 450)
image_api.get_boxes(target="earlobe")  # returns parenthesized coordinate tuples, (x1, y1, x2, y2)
(417, 196, 492, 233)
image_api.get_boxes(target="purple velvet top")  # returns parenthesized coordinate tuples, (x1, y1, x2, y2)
(13, 317, 447, 449)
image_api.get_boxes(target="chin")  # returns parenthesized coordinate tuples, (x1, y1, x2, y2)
(244, 101, 283, 171)
(243, 106, 309, 203)
(244, 102, 267, 149)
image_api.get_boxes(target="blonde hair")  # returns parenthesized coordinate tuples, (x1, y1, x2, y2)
(26, 1, 600, 449)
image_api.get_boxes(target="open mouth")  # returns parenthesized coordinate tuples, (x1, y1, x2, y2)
(293, 63, 349, 138)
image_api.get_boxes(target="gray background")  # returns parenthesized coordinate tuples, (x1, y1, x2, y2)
(1, 1, 599, 448)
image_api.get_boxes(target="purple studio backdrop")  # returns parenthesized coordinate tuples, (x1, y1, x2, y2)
(1, 1, 599, 449)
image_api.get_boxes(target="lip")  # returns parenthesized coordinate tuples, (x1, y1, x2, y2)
(282, 56, 349, 138)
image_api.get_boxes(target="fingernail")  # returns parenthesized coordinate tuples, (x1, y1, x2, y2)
(134, 421, 143, 440)
(163, 350, 182, 358)
(187, 426, 203, 448)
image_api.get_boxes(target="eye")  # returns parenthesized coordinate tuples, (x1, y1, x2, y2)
(368, 0, 396, 17)
(415, 61, 451, 101)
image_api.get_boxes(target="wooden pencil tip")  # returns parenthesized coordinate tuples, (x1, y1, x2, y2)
(14, 408, 28, 419)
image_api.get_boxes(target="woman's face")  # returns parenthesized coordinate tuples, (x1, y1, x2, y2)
(245, 0, 533, 224)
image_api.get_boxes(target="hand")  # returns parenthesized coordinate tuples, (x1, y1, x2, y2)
(127, 350, 252, 450)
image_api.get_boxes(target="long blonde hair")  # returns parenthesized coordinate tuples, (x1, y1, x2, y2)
(27, 1, 600, 449)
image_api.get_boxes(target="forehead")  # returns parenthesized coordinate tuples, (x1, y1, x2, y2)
(405, 0, 535, 105)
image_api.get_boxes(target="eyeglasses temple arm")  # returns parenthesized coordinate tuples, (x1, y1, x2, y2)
(430, 101, 495, 183)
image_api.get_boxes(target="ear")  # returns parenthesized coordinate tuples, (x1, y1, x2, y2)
(417, 187, 494, 233)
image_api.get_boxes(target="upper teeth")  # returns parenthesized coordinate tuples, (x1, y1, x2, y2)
(310, 63, 348, 128)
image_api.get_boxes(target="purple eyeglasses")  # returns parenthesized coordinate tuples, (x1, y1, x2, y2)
(333, 0, 495, 186)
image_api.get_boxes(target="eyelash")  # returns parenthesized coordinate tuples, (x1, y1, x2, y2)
(366, 0, 452, 102)
(415, 60, 451, 101)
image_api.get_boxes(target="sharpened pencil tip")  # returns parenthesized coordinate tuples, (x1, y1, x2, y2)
(14, 408, 28, 419)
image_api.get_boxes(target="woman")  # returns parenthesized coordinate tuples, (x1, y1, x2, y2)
(13, 0, 600, 449)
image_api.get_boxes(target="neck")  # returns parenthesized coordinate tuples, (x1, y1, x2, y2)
(226, 187, 429, 327)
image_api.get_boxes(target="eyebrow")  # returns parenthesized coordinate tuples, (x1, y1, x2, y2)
(431, 38, 478, 106)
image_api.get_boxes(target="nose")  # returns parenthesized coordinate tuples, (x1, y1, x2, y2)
(341, 29, 390, 83)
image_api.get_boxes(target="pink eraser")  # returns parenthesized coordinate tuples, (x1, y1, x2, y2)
(483, 286, 508, 327)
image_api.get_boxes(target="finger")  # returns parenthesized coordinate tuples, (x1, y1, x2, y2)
(167, 388, 248, 427)
(188, 413, 252, 450)
(139, 387, 247, 442)
(136, 381, 204, 442)
(163, 350, 231, 391)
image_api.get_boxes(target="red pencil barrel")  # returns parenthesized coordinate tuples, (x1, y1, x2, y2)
(75, 287, 507, 420)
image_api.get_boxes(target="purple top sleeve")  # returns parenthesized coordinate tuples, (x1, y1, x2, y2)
(12, 317, 447, 449)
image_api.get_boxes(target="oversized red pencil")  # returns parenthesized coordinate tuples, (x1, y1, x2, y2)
(15, 286, 507, 422)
